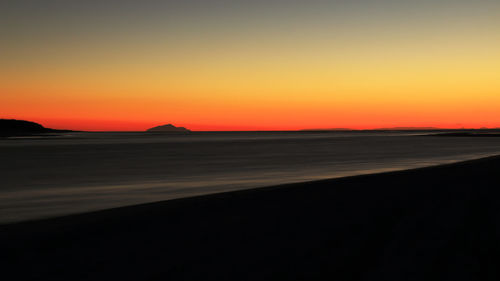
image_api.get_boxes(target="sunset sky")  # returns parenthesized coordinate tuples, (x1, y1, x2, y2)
(1, 0, 499, 131)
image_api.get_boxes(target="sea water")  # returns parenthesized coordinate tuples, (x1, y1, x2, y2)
(1, 131, 500, 223)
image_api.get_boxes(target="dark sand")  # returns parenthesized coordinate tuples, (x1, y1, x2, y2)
(2, 156, 500, 280)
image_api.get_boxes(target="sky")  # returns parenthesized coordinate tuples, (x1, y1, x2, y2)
(1, 0, 499, 131)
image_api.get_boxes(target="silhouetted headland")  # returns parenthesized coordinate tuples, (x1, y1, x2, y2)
(2, 155, 500, 280)
(0, 119, 72, 137)
(146, 124, 190, 132)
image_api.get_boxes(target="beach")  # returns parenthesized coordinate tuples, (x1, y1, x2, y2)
(2, 155, 499, 280)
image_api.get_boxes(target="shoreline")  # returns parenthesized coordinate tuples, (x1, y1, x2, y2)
(2, 152, 498, 225)
(2, 155, 500, 280)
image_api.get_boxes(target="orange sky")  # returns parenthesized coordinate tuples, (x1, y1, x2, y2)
(1, 1, 499, 131)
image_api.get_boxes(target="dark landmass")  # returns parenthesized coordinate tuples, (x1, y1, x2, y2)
(299, 127, 441, 131)
(299, 127, 500, 135)
(2, 155, 500, 280)
(300, 128, 352, 131)
(427, 132, 500, 137)
(0, 119, 72, 137)
(146, 124, 191, 132)
(375, 126, 441, 131)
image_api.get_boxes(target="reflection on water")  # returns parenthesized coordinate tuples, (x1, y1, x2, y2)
(1, 131, 500, 223)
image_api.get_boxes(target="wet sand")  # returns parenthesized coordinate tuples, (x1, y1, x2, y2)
(2, 156, 500, 280)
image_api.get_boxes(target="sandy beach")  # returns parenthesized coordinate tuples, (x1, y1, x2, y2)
(2, 155, 499, 280)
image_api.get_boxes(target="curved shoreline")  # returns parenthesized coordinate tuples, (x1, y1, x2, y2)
(2, 152, 499, 225)
(2, 155, 500, 280)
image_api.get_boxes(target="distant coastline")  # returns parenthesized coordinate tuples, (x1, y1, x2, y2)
(299, 128, 500, 134)
(3, 119, 500, 135)
(300, 127, 500, 132)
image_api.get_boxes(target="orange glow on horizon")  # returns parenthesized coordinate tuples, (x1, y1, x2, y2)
(1, 1, 499, 131)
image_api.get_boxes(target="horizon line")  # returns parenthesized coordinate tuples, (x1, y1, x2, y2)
(3, 118, 500, 132)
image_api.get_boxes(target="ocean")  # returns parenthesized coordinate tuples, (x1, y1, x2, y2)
(1, 131, 500, 223)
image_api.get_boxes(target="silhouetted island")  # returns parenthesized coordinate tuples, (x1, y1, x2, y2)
(0, 119, 71, 137)
(146, 124, 190, 132)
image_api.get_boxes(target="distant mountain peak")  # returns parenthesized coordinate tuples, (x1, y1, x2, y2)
(146, 124, 191, 132)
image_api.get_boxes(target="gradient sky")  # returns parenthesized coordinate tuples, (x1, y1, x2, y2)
(1, 0, 499, 131)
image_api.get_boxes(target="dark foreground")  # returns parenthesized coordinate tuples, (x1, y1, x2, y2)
(2, 156, 500, 281)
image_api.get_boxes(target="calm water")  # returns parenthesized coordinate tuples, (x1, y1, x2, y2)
(1, 131, 500, 223)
